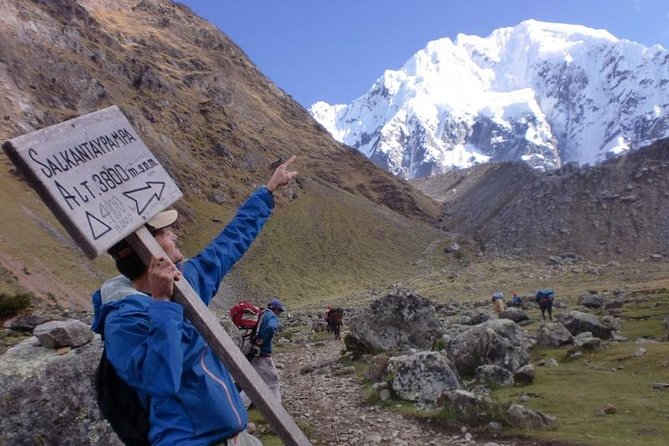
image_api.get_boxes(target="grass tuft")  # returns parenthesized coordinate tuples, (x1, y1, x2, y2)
(0, 292, 32, 317)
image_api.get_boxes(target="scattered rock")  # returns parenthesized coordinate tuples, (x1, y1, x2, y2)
(562, 311, 614, 339)
(32, 319, 94, 349)
(537, 322, 573, 347)
(499, 307, 529, 323)
(3, 313, 51, 332)
(346, 288, 443, 355)
(447, 319, 530, 376)
(578, 293, 607, 308)
(507, 404, 558, 430)
(387, 351, 462, 403)
(513, 364, 535, 384)
(475, 364, 514, 387)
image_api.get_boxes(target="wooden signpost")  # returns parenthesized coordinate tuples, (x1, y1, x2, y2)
(2, 105, 311, 446)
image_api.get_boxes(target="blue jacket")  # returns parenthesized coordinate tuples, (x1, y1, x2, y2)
(256, 309, 280, 356)
(91, 187, 274, 446)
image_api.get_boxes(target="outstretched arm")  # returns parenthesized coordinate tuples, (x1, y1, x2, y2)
(183, 156, 298, 303)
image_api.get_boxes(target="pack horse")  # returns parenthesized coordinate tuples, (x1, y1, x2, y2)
(325, 308, 344, 340)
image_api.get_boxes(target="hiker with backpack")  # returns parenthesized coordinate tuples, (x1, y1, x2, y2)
(323, 305, 333, 333)
(240, 299, 285, 406)
(91, 156, 297, 446)
(491, 291, 505, 315)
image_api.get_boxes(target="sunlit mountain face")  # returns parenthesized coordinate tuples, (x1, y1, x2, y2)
(311, 20, 669, 179)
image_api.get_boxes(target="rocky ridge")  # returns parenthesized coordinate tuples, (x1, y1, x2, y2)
(413, 138, 669, 261)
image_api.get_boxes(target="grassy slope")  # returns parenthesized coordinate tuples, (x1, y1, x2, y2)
(179, 178, 446, 309)
(348, 288, 669, 446)
(491, 293, 669, 446)
(0, 157, 116, 308)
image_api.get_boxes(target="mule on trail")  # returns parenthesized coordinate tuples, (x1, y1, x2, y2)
(325, 308, 344, 340)
(535, 289, 554, 321)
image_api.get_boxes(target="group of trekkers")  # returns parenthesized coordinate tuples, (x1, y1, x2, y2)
(491, 289, 555, 321)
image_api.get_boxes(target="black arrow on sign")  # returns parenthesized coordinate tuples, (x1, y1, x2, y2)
(123, 181, 165, 215)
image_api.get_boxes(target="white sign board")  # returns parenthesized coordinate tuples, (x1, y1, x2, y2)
(2, 105, 182, 258)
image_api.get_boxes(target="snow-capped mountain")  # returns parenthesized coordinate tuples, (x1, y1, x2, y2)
(309, 20, 669, 179)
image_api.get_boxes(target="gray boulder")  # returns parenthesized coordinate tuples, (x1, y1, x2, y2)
(536, 322, 574, 347)
(464, 309, 496, 325)
(507, 404, 558, 430)
(446, 319, 530, 376)
(387, 351, 462, 403)
(3, 313, 51, 332)
(562, 311, 614, 339)
(0, 336, 120, 445)
(475, 364, 514, 387)
(346, 288, 443, 353)
(578, 293, 607, 309)
(33, 319, 94, 348)
(570, 332, 604, 353)
(444, 389, 482, 412)
(499, 307, 529, 323)
(513, 364, 536, 384)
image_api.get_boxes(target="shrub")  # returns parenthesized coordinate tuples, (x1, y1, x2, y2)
(0, 292, 32, 317)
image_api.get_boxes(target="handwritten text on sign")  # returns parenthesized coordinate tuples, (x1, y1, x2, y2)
(2, 105, 182, 258)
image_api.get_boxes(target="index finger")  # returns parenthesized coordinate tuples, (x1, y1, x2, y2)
(282, 155, 296, 168)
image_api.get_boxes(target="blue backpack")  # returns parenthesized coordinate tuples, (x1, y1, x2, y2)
(535, 289, 554, 301)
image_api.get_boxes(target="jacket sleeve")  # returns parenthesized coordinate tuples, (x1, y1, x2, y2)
(104, 298, 185, 397)
(182, 187, 274, 305)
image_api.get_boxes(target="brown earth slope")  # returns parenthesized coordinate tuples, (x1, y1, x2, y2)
(0, 0, 442, 309)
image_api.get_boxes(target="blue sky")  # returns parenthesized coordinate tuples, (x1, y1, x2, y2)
(180, 0, 669, 108)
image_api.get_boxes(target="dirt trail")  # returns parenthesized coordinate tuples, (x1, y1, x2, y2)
(275, 337, 520, 446)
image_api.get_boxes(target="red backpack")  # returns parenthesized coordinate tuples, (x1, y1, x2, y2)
(230, 301, 261, 328)
(229, 301, 265, 358)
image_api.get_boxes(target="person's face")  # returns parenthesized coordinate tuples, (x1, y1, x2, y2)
(154, 228, 184, 264)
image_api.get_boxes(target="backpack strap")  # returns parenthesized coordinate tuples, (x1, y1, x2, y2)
(245, 310, 267, 360)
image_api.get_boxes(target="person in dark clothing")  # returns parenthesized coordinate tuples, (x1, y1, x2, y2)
(240, 298, 284, 408)
(256, 300, 284, 398)
(91, 157, 297, 446)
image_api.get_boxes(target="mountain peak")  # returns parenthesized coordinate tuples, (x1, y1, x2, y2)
(310, 21, 669, 179)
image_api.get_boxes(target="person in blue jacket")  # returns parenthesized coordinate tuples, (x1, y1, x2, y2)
(91, 156, 297, 446)
(241, 298, 284, 408)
